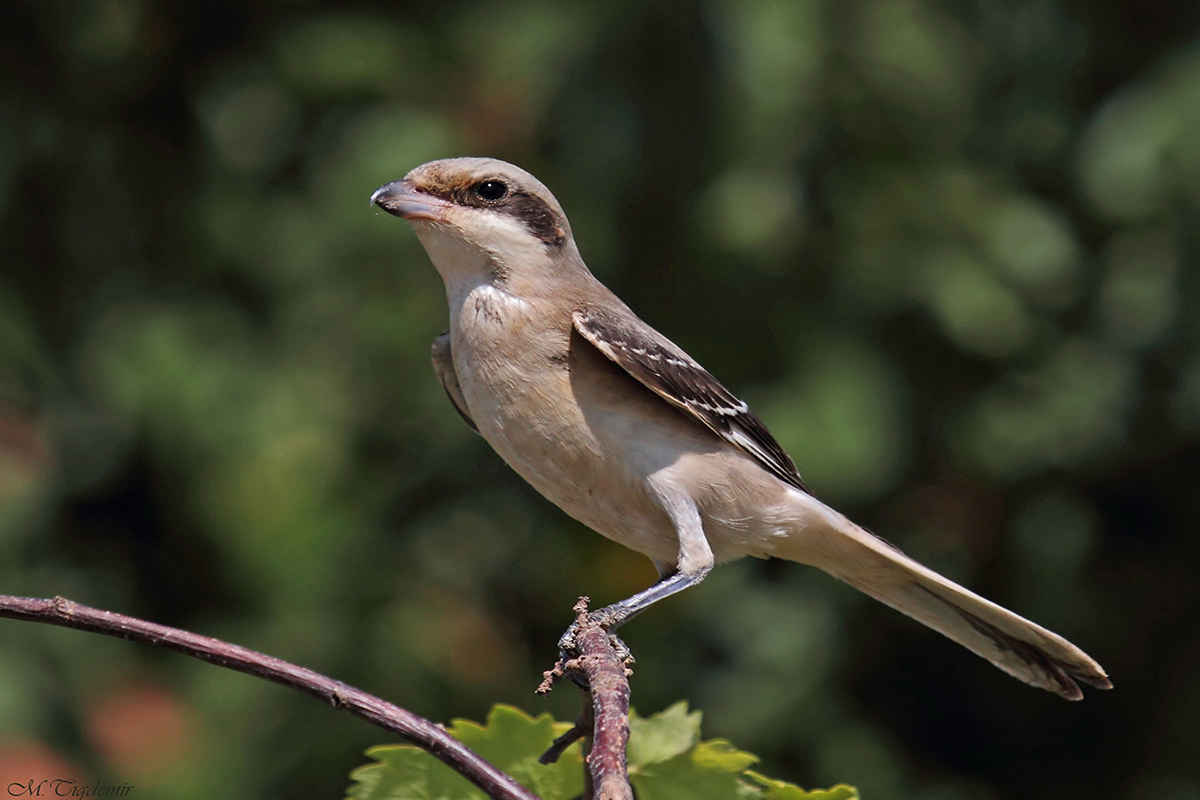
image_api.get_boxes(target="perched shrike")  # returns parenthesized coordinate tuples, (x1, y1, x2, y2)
(371, 157, 1111, 700)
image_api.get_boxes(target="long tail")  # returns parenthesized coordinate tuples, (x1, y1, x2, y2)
(778, 499, 1112, 700)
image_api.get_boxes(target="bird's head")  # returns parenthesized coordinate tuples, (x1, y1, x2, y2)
(372, 157, 577, 290)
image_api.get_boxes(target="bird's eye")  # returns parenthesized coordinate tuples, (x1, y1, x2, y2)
(474, 179, 509, 202)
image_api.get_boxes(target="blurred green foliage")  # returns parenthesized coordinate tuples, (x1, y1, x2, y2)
(1, 1, 1198, 799)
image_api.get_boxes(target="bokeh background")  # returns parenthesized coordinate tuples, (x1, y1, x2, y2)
(1, 1, 1198, 798)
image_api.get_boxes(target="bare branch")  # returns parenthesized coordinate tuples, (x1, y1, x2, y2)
(0, 595, 538, 800)
(538, 704, 590, 766)
(537, 598, 634, 800)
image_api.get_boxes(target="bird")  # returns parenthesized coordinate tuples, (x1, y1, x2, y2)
(371, 157, 1111, 700)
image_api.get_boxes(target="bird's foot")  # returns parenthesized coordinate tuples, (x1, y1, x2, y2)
(537, 598, 635, 696)
(560, 598, 635, 661)
(557, 613, 634, 664)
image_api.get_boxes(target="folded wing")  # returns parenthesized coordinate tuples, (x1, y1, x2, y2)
(573, 305, 809, 494)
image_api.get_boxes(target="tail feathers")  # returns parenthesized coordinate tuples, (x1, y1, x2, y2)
(786, 510, 1111, 700)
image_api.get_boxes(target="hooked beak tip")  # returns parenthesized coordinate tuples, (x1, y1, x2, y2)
(371, 180, 451, 221)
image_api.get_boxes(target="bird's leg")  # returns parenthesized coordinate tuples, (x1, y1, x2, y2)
(558, 483, 714, 658)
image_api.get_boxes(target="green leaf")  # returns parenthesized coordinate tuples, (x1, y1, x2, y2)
(628, 700, 703, 766)
(447, 705, 585, 800)
(745, 771, 861, 800)
(346, 703, 857, 800)
(347, 744, 485, 800)
(345, 705, 583, 800)
(630, 739, 760, 800)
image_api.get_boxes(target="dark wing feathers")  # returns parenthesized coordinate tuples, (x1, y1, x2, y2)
(431, 331, 479, 433)
(572, 306, 810, 494)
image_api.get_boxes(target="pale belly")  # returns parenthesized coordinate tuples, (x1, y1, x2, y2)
(447, 285, 804, 568)
(455, 337, 682, 562)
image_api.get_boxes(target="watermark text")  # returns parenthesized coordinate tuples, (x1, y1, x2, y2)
(8, 779, 134, 797)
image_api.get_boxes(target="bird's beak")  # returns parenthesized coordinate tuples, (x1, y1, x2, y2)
(370, 180, 452, 222)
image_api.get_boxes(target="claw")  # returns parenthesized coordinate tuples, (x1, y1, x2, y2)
(556, 607, 636, 669)
(541, 599, 637, 695)
(558, 609, 619, 650)
(607, 632, 634, 665)
(557, 620, 580, 653)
